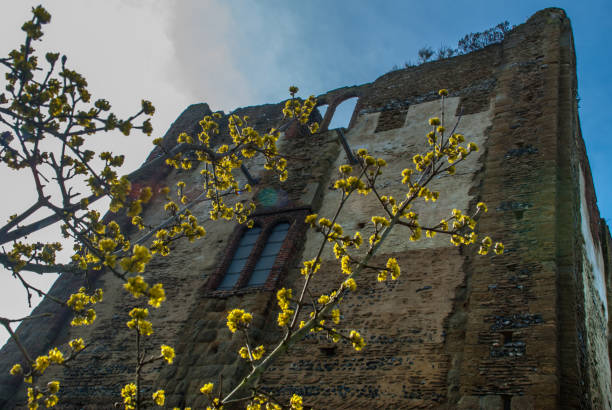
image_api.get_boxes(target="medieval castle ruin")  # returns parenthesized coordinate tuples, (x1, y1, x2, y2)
(0, 7, 610, 409)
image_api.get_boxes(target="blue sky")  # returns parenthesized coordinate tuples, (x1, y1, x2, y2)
(0, 0, 610, 343)
(169, 0, 612, 221)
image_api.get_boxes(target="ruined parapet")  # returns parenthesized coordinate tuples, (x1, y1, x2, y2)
(0, 7, 610, 409)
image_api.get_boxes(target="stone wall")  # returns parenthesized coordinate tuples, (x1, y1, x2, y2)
(0, 7, 610, 410)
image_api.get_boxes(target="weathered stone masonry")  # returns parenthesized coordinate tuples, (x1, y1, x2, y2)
(0, 8, 610, 409)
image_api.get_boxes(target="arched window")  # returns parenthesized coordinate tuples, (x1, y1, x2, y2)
(328, 97, 358, 129)
(247, 223, 290, 287)
(217, 226, 262, 290)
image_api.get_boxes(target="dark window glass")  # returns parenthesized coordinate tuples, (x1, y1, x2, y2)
(217, 226, 262, 290)
(247, 223, 290, 287)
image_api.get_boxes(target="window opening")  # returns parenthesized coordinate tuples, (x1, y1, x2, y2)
(317, 104, 328, 120)
(247, 223, 290, 287)
(502, 395, 512, 410)
(217, 226, 262, 290)
(328, 97, 358, 130)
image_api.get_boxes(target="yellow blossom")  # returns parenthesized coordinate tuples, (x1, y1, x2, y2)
(349, 330, 366, 351)
(226, 309, 252, 333)
(161, 345, 175, 364)
(124, 275, 148, 298)
(277, 309, 293, 327)
(290, 394, 303, 410)
(339, 164, 352, 173)
(493, 242, 504, 255)
(343, 278, 357, 292)
(386, 258, 400, 280)
(331, 308, 340, 324)
(69, 338, 85, 352)
(200, 383, 214, 395)
(47, 348, 64, 364)
(121, 383, 137, 410)
(152, 390, 165, 406)
(47, 381, 60, 394)
(428, 117, 441, 126)
(341, 255, 352, 275)
(148, 283, 166, 308)
(9, 363, 22, 376)
(44, 394, 58, 407)
(33, 355, 50, 374)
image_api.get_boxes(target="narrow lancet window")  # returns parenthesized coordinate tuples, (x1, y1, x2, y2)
(217, 226, 262, 290)
(247, 223, 290, 287)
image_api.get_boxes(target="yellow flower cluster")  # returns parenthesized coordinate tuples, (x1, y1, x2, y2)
(226, 309, 252, 333)
(152, 390, 165, 406)
(478, 236, 504, 255)
(69, 338, 85, 352)
(23, 347, 64, 385)
(66, 287, 102, 326)
(333, 175, 369, 195)
(428, 117, 441, 126)
(151, 207, 207, 255)
(33, 356, 50, 374)
(341, 255, 352, 275)
(417, 186, 439, 202)
(343, 278, 357, 292)
(371, 216, 389, 228)
(239, 344, 265, 361)
(72, 218, 130, 271)
(126, 307, 153, 336)
(290, 394, 304, 410)
(317, 294, 330, 305)
(123, 275, 148, 297)
(27, 384, 59, 409)
(107, 176, 132, 213)
(206, 398, 222, 410)
(378, 257, 401, 282)
(47, 348, 63, 365)
(412, 152, 435, 172)
(304, 213, 318, 227)
(161, 344, 175, 364)
(200, 382, 214, 395)
(276, 288, 294, 327)
(121, 383, 137, 410)
(442, 134, 472, 164)
(7, 242, 35, 272)
(349, 330, 366, 351)
(123, 275, 167, 308)
(300, 258, 321, 276)
(167, 108, 282, 229)
(10, 363, 22, 376)
(331, 308, 341, 324)
(119, 244, 152, 273)
(401, 168, 414, 185)
(247, 395, 281, 410)
(282, 88, 317, 126)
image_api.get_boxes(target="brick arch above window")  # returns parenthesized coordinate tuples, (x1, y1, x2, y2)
(205, 208, 310, 295)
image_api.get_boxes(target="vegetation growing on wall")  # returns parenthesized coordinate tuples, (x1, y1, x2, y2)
(391, 21, 513, 70)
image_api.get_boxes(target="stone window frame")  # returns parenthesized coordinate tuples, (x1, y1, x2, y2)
(205, 208, 309, 295)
